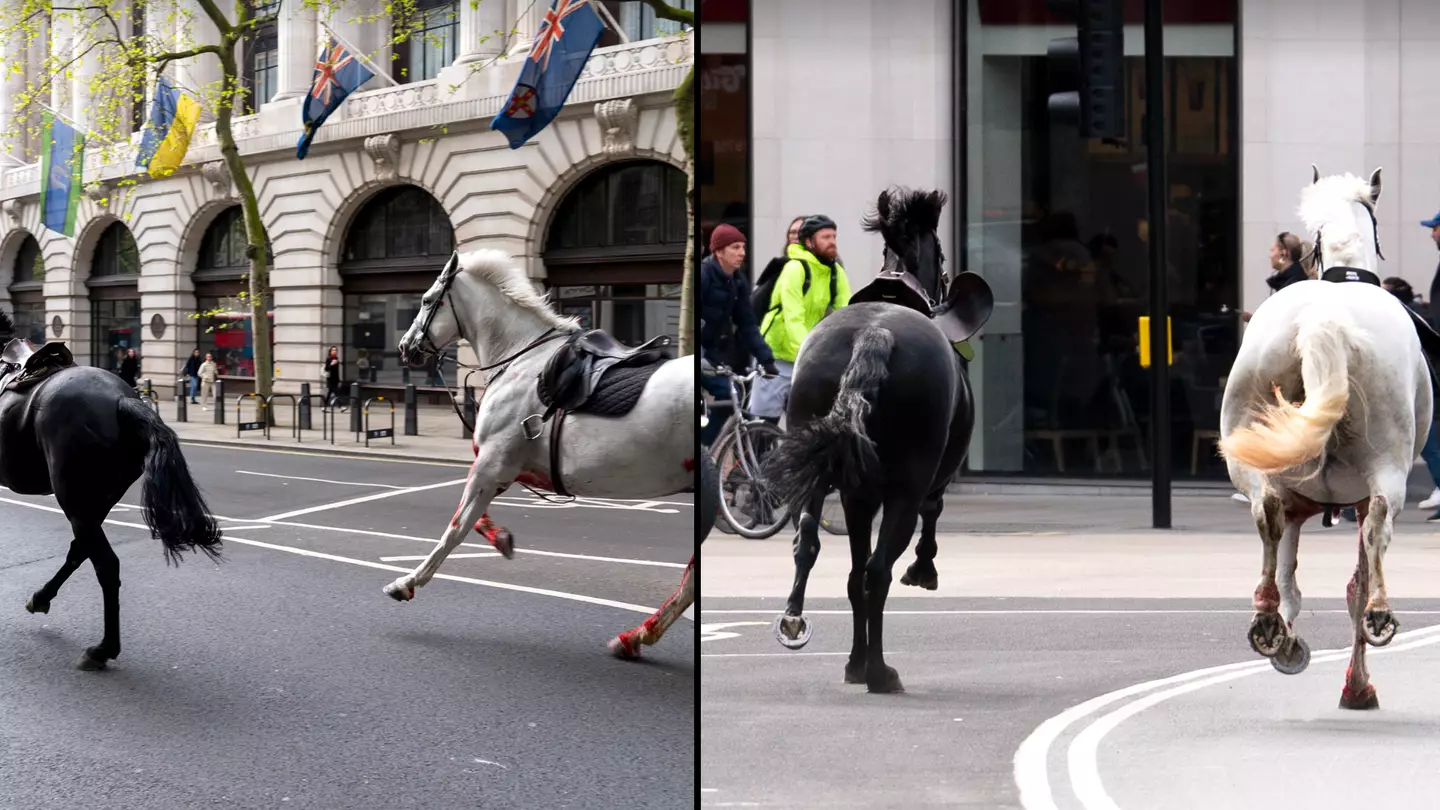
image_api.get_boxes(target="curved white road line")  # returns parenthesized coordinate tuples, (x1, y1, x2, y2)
(1016, 622, 1440, 810)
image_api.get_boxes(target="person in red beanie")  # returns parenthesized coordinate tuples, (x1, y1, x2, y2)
(700, 223, 778, 447)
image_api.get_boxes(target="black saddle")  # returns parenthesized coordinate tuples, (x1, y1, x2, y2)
(0, 341, 75, 394)
(1323, 266, 1440, 403)
(537, 329, 672, 417)
(849, 269, 995, 345)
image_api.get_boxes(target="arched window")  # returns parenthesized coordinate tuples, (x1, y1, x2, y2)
(88, 221, 141, 372)
(194, 206, 275, 379)
(542, 161, 686, 347)
(339, 185, 457, 391)
(9, 234, 45, 345)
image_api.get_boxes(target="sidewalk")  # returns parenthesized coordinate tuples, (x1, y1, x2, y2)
(152, 395, 475, 464)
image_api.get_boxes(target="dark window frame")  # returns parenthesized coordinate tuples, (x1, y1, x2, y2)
(241, 1, 281, 114)
(393, 0, 459, 84)
(11, 233, 44, 288)
(544, 161, 688, 262)
(339, 185, 456, 273)
(196, 206, 274, 281)
(90, 221, 140, 279)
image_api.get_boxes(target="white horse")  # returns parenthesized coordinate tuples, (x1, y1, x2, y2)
(1219, 166, 1431, 709)
(388, 248, 696, 659)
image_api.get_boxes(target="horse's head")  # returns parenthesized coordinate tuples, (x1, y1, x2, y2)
(1299, 165, 1384, 273)
(398, 252, 464, 367)
(862, 187, 949, 304)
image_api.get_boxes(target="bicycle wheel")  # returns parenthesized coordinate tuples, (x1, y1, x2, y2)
(714, 420, 791, 539)
(707, 414, 740, 535)
(698, 453, 719, 542)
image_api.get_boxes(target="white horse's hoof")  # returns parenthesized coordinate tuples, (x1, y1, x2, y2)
(609, 634, 641, 660)
(1270, 636, 1310, 675)
(774, 614, 811, 649)
(1363, 609, 1398, 647)
(1247, 612, 1286, 657)
(383, 581, 415, 602)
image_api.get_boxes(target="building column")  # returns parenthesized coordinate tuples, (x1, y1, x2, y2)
(508, 0, 544, 55)
(0, 31, 17, 160)
(174, 0, 222, 121)
(457, 0, 507, 64)
(271, 0, 319, 102)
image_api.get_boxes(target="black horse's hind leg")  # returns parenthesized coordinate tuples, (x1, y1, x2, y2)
(843, 492, 880, 685)
(901, 487, 945, 591)
(74, 521, 121, 671)
(25, 536, 91, 615)
(865, 498, 920, 693)
(776, 491, 828, 648)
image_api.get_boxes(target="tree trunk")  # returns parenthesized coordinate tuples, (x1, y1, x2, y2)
(674, 65, 695, 358)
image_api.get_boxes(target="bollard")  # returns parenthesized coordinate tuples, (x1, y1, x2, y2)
(176, 386, 188, 423)
(404, 383, 418, 436)
(349, 381, 362, 434)
(462, 385, 477, 439)
(214, 379, 225, 425)
(143, 377, 151, 396)
(299, 382, 313, 431)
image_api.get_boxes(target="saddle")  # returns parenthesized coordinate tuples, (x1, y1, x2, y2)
(1322, 266, 1440, 403)
(0, 341, 75, 394)
(849, 268, 996, 349)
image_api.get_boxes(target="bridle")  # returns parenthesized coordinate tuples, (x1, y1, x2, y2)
(406, 251, 567, 435)
(1306, 199, 1385, 274)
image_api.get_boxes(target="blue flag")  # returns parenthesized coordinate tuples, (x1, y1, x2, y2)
(491, 0, 605, 149)
(297, 37, 374, 160)
(39, 112, 83, 237)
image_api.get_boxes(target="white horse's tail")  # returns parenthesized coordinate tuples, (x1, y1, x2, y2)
(1220, 300, 1359, 473)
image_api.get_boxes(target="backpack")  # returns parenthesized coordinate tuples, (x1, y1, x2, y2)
(751, 256, 838, 332)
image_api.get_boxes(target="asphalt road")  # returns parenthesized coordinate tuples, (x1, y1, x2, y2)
(0, 443, 695, 809)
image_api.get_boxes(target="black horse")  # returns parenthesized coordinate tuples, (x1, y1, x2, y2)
(0, 314, 222, 670)
(762, 188, 992, 693)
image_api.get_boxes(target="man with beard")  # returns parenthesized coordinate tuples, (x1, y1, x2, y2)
(700, 224, 777, 447)
(751, 214, 852, 421)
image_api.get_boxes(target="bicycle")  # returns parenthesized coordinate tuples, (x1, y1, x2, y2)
(704, 364, 790, 539)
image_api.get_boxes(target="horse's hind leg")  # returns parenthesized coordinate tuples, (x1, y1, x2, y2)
(25, 536, 90, 615)
(901, 487, 944, 591)
(774, 491, 828, 650)
(609, 555, 694, 659)
(73, 520, 121, 671)
(863, 497, 920, 694)
(1342, 499, 1380, 709)
(842, 492, 880, 684)
(1247, 491, 1289, 657)
(1359, 488, 1401, 648)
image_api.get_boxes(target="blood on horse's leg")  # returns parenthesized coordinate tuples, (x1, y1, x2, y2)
(610, 556, 695, 659)
(473, 510, 514, 559)
(383, 455, 507, 601)
(1247, 493, 1287, 657)
(1341, 529, 1379, 710)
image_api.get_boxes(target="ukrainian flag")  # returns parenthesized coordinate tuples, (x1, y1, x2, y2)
(39, 112, 83, 237)
(135, 75, 201, 179)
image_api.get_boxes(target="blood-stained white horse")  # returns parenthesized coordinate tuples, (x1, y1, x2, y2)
(1220, 166, 1433, 709)
(390, 249, 696, 659)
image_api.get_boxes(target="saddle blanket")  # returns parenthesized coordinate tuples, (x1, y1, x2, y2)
(576, 363, 663, 417)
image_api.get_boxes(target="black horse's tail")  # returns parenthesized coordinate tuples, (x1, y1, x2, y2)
(117, 398, 223, 566)
(766, 326, 893, 513)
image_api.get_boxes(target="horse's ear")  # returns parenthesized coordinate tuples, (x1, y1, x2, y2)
(876, 189, 892, 222)
(1369, 167, 1383, 205)
(1312, 164, 1320, 184)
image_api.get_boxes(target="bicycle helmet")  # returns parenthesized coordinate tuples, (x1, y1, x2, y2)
(798, 214, 837, 243)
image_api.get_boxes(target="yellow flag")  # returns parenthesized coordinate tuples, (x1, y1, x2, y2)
(147, 93, 201, 179)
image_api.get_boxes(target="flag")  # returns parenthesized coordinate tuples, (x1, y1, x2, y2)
(135, 75, 201, 179)
(297, 37, 374, 160)
(491, 0, 604, 149)
(39, 112, 83, 237)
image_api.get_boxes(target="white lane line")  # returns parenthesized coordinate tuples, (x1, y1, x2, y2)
(0, 496, 153, 532)
(256, 478, 469, 521)
(379, 553, 499, 562)
(235, 470, 406, 489)
(217, 525, 276, 532)
(262, 519, 688, 569)
(702, 652, 907, 658)
(1065, 624, 1440, 810)
(702, 608, 1440, 616)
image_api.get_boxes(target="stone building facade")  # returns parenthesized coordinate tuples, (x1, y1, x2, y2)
(0, 0, 693, 400)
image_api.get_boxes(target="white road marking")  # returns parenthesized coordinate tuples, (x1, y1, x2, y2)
(379, 553, 499, 562)
(235, 470, 406, 489)
(1015, 622, 1440, 810)
(702, 652, 907, 658)
(701, 621, 769, 642)
(700, 608, 1440, 616)
(216, 525, 276, 533)
(256, 478, 470, 521)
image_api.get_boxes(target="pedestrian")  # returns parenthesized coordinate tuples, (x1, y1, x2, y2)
(751, 214, 852, 422)
(198, 351, 218, 410)
(118, 348, 139, 388)
(752, 216, 806, 298)
(699, 223, 778, 447)
(182, 348, 203, 404)
(324, 345, 346, 413)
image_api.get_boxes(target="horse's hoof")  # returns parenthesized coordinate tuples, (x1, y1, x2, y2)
(1270, 636, 1311, 675)
(773, 614, 811, 649)
(25, 595, 48, 615)
(1363, 609, 1398, 647)
(900, 559, 938, 591)
(488, 527, 515, 560)
(867, 664, 904, 694)
(1339, 683, 1380, 710)
(608, 634, 641, 660)
(843, 659, 866, 684)
(383, 581, 415, 602)
(1247, 612, 1287, 657)
(76, 647, 109, 672)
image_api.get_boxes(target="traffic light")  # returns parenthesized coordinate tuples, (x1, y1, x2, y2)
(1046, 0, 1125, 140)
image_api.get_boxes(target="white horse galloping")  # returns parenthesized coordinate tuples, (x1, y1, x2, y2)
(1220, 166, 1432, 709)
(389, 249, 696, 659)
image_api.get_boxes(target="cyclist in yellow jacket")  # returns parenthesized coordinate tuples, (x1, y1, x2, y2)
(751, 214, 852, 420)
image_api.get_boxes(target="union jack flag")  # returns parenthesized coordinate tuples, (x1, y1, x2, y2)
(297, 36, 374, 160)
(532, 0, 592, 71)
(311, 44, 356, 107)
(492, 0, 604, 149)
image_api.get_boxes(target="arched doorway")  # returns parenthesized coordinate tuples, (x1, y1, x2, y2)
(338, 185, 456, 393)
(193, 206, 274, 379)
(88, 221, 141, 372)
(543, 160, 686, 346)
(9, 234, 46, 345)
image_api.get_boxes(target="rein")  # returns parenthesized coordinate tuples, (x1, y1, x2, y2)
(433, 328, 567, 437)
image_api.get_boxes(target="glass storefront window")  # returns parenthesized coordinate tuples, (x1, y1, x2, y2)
(195, 295, 273, 378)
(964, 0, 1238, 478)
(12, 301, 45, 346)
(549, 284, 680, 347)
(699, 52, 748, 257)
(92, 299, 141, 372)
(343, 292, 456, 387)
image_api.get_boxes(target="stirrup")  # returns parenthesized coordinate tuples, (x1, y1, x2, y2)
(521, 414, 545, 440)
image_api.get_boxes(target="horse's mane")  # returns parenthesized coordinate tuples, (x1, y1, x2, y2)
(1297, 174, 1377, 268)
(861, 187, 948, 248)
(457, 249, 581, 333)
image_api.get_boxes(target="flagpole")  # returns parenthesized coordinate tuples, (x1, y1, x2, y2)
(592, 1, 630, 44)
(36, 102, 114, 145)
(318, 21, 402, 88)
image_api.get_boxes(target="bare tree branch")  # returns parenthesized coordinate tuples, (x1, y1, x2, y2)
(637, 0, 694, 26)
(153, 44, 224, 76)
